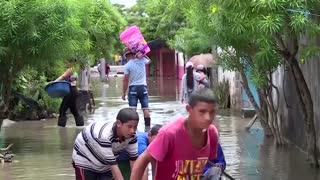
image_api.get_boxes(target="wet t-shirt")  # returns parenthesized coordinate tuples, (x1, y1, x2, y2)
(147, 117, 218, 180)
(124, 57, 149, 86)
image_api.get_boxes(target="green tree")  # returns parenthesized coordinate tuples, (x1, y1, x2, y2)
(0, 0, 89, 117)
(117, 0, 186, 44)
(174, 0, 320, 166)
(170, 27, 212, 57)
(86, 0, 126, 61)
(0, 0, 127, 118)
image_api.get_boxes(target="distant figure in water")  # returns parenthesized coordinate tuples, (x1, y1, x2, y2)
(180, 62, 205, 104)
(196, 64, 210, 89)
(105, 63, 111, 80)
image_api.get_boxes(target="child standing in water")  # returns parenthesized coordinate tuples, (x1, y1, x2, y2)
(130, 88, 219, 180)
(122, 48, 152, 127)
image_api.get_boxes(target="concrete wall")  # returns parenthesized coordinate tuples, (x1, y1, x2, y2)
(272, 59, 320, 152)
(215, 48, 255, 111)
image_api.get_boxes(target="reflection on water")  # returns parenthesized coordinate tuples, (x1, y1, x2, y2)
(0, 76, 319, 180)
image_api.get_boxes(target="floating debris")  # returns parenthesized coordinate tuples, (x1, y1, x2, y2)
(0, 144, 15, 163)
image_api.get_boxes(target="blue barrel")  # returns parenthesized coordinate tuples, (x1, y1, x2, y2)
(45, 81, 71, 98)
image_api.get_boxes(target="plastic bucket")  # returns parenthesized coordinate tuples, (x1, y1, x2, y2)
(120, 26, 150, 56)
(45, 81, 71, 98)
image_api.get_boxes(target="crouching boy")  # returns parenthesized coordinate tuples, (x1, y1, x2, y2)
(72, 108, 139, 180)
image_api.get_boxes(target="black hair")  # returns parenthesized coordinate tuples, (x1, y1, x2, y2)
(188, 88, 217, 107)
(186, 66, 194, 90)
(150, 124, 162, 136)
(116, 108, 139, 123)
(123, 47, 135, 60)
(196, 68, 207, 74)
(125, 53, 135, 60)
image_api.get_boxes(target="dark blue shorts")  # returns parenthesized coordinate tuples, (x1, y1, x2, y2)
(128, 85, 149, 109)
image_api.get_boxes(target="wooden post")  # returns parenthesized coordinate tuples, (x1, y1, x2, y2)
(245, 114, 258, 131)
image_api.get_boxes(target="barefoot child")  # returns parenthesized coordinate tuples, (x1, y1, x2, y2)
(130, 88, 219, 180)
(72, 108, 139, 180)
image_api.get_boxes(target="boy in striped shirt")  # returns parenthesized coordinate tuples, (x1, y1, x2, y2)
(72, 108, 139, 180)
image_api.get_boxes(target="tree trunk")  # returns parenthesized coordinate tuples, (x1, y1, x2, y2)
(0, 69, 8, 117)
(266, 81, 285, 145)
(287, 57, 319, 167)
(275, 32, 319, 166)
(276, 112, 286, 145)
(258, 89, 273, 136)
(239, 70, 273, 136)
(3, 75, 13, 116)
(260, 88, 282, 142)
(264, 93, 283, 145)
(0, 59, 14, 119)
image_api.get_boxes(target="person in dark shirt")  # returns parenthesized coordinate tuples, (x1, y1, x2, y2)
(105, 63, 111, 80)
(55, 58, 84, 127)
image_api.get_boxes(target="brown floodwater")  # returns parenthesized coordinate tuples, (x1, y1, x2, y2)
(0, 76, 319, 180)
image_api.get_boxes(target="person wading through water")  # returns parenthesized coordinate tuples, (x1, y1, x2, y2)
(55, 58, 84, 127)
(122, 48, 152, 128)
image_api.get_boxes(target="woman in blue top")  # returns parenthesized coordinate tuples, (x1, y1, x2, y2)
(55, 58, 84, 127)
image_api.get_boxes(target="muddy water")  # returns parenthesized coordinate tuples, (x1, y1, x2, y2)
(0, 76, 319, 180)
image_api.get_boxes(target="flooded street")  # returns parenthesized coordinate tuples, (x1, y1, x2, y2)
(0, 76, 319, 180)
